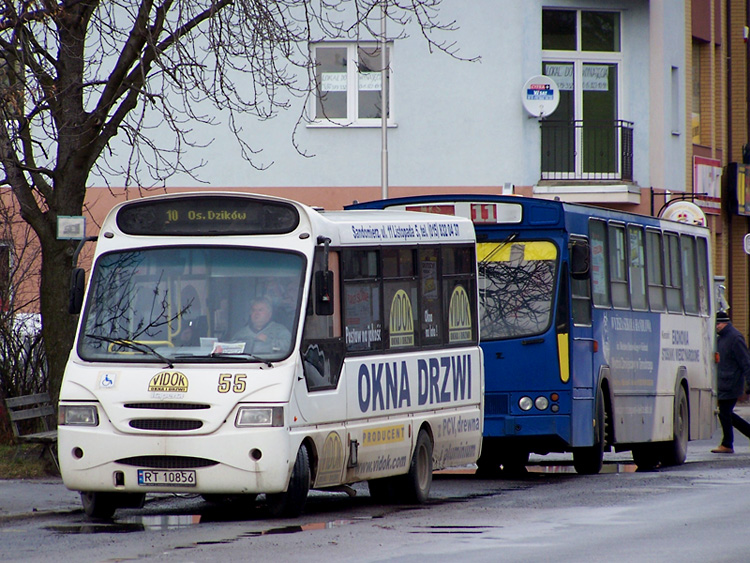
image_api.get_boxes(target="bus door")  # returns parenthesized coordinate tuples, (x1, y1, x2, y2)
(295, 249, 347, 424)
(568, 236, 598, 448)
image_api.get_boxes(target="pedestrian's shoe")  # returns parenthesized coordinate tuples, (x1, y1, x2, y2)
(711, 445, 734, 453)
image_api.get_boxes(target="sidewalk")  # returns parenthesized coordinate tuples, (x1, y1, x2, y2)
(0, 478, 81, 521)
(2, 406, 749, 522)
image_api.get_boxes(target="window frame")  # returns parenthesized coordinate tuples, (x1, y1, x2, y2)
(310, 42, 395, 127)
(680, 234, 700, 316)
(645, 228, 666, 312)
(589, 219, 611, 308)
(663, 231, 683, 313)
(608, 222, 629, 309)
(627, 224, 648, 311)
(341, 244, 477, 356)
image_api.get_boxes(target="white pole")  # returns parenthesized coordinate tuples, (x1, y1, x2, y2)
(381, 1, 389, 200)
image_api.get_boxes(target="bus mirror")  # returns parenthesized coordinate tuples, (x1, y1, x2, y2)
(570, 241, 590, 280)
(315, 270, 334, 316)
(69, 267, 86, 314)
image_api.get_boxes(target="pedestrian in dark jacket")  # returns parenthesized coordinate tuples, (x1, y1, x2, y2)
(712, 310, 750, 453)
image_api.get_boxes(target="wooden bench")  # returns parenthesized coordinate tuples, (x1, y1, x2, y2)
(4, 392, 59, 471)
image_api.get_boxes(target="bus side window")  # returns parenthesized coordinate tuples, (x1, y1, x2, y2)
(696, 237, 710, 315)
(664, 232, 683, 313)
(589, 220, 611, 308)
(342, 249, 382, 353)
(420, 248, 442, 345)
(627, 225, 648, 311)
(680, 235, 700, 315)
(570, 237, 592, 326)
(302, 250, 344, 391)
(645, 229, 666, 312)
(442, 245, 479, 345)
(608, 223, 629, 309)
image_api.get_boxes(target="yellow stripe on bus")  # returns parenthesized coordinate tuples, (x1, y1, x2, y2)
(477, 241, 557, 262)
(557, 332, 570, 383)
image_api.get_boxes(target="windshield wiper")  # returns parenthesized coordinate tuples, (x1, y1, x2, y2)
(479, 232, 519, 266)
(208, 351, 273, 367)
(85, 334, 174, 368)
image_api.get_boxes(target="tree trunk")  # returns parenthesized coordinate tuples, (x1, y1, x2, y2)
(39, 234, 78, 407)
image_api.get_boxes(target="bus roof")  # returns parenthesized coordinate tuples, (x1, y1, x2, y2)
(346, 194, 710, 234)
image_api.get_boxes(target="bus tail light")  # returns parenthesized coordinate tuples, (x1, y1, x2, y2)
(235, 406, 284, 427)
(59, 405, 99, 426)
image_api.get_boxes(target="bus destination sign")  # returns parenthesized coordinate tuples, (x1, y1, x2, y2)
(116, 195, 300, 236)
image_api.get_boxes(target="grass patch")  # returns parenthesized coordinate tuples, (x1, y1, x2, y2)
(0, 444, 58, 479)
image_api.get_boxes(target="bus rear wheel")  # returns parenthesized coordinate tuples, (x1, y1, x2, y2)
(572, 391, 605, 475)
(266, 444, 311, 518)
(661, 385, 689, 466)
(397, 429, 433, 504)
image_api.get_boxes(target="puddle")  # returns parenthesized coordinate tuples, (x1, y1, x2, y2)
(46, 516, 359, 536)
(409, 525, 498, 535)
(47, 514, 203, 534)
(239, 519, 357, 538)
(526, 463, 638, 474)
(46, 523, 146, 534)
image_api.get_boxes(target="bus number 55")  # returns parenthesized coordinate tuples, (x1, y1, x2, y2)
(218, 373, 247, 393)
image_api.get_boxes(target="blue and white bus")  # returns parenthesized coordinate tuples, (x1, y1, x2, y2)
(348, 195, 716, 474)
(59, 192, 483, 518)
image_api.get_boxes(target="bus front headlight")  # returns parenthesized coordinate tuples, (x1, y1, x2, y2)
(59, 405, 99, 426)
(235, 406, 284, 428)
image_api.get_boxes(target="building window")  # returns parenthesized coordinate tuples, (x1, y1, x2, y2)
(541, 9, 624, 180)
(312, 43, 392, 126)
(692, 42, 702, 144)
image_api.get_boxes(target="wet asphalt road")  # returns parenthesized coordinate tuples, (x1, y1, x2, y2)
(4, 436, 750, 562)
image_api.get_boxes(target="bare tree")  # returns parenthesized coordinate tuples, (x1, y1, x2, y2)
(0, 197, 46, 403)
(0, 1, 467, 402)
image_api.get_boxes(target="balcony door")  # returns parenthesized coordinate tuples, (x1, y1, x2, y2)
(541, 10, 622, 180)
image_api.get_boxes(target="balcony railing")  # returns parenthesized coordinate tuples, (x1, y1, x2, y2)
(540, 119, 634, 182)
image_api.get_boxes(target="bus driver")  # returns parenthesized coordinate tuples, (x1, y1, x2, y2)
(233, 297, 292, 355)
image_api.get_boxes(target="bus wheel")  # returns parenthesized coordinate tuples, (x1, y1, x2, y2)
(572, 391, 605, 475)
(398, 429, 433, 504)
(266, 444, 311, 518)
(661, 386, 689, 467)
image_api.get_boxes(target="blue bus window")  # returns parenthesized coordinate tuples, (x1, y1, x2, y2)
(646, 229, 666, 312)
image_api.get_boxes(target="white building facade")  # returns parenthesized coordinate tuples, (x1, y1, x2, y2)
(91, 1, 686, 214)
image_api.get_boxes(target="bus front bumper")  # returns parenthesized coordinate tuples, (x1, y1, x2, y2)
(58, 426, 296, 494)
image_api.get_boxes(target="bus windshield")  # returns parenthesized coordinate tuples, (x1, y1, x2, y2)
(78, 246, 305, 363)
(478, 240, 558, 340)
